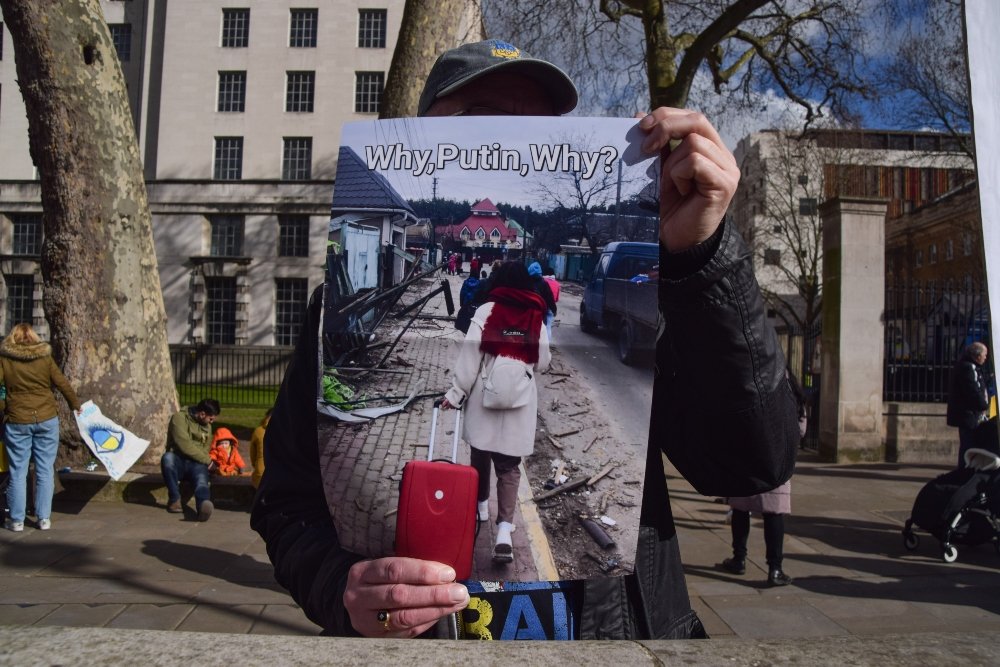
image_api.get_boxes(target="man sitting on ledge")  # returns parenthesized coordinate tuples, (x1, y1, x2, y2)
(161, 398, 221, 522)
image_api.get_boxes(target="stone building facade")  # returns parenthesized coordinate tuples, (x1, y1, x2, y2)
(0, 0, 405, 345)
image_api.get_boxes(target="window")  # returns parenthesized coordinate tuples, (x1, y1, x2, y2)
(354, 71, 384, 113)
(915, 249, 923, 268)
(799, 197, 817, 216)
(278, 215, 309, 257)
(1, 22, 4, 60)
(963, 232, 973, 256)
(289, 8, 318, 47)
(282, 137, 312, 180)
(213, 137, 243, 180)
(358, 9, 387, 48)
(475, 228, 485, 240)
(109, 23, 132, 61)
(797, 174, 808, 185)
(210, 215, 245, 257)
(275, 278, 308, 346)
(285, 71, 315, 112)
(929, 243, 938, 265)
(5, 274, 33, 328)
(217, 71, 247, 112)
(945, 238, 954, 261)
(764, 248, 781, 266)
(10, 214, 42, 256)
(772, 225, 782, 234)
(205, 277, 237, 344)
(490, 228, 501, 241)
(221, 8, 250, 48)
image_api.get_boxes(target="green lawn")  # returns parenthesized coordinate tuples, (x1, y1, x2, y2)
(176, 384, 276, 441)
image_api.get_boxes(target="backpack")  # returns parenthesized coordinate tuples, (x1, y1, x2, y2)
(459, 277, 481, 307)
(481, 355, 533, 410)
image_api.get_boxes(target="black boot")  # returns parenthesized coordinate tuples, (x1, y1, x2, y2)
(768, 568, 793, 586)
(720, 557, 746, 575)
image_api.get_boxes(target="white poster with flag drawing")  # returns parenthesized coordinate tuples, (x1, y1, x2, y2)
(74, 400, 150, 480)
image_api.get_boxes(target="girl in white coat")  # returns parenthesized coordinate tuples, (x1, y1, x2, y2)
(442, 262, 550, 563)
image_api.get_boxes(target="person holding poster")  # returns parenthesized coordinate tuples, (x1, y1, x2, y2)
(0, 323, 81, 532)
(252, 39, 797, 639)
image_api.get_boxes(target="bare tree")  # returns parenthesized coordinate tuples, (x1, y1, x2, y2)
(486, 0, 871, 121)
(532, 134, 638, 253)
(739, 131, 826, 332)
(877, 0, 972, 158)
(0, 0, 177, 461)
(380, 0, 485, 119)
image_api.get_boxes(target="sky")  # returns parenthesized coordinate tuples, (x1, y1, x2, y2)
(341, 117, 657, 210)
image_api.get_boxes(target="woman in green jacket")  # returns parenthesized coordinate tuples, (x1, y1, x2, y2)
(1, 323, 81, 532)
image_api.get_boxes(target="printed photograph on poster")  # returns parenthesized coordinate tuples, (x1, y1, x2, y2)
(317, 116, 659, 582)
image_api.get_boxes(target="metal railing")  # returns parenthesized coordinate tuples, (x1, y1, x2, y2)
(170, 344, 294, 408)
(884, 280, 991, 403)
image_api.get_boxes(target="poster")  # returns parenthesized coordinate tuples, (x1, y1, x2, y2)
(318, 116, 659, 582)
(74, 400, 150, 481)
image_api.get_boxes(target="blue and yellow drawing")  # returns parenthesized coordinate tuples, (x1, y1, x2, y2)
(89, 425, 125, 453)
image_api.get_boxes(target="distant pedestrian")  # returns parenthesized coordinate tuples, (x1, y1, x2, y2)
(470, 255, 481, 278)
(441, 261, 550, 563)
(528, 262, 557, 344)
(250, 409, 272, 488)
(0, 323, 82, 532)
(161, 398, 220, 521)
(947, 342, 990, 467)
(720, 481, 793, 586)
(448, 253, 457, 276)
(542, 265, 561, 343)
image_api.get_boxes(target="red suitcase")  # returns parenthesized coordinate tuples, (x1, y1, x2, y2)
(395, 399, 479, 580)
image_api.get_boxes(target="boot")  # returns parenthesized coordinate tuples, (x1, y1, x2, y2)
(768, 568, 793, 586)
(720, 557, 746, 575)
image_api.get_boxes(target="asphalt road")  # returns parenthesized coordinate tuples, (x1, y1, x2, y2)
(553, 286, 654, 450)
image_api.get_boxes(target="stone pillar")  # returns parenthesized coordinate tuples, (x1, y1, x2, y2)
(818, 197, 888, 462)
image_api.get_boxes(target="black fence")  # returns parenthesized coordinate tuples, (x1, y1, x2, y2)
(884, 281, 991, 403)
(170, 344, 294, 408)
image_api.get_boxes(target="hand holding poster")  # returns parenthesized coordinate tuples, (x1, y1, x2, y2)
(74, 400, 150, 480)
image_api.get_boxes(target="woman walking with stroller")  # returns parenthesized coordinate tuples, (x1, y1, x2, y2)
(441, 262, 550, 563)
(1, 323, 81, 532)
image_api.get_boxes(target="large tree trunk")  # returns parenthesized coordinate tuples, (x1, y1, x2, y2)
(380, 0, 485, 119)
(0, 0, 178, 464)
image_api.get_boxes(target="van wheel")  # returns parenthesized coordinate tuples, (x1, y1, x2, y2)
(580, 304, 596, 334)
(618, 320, 636, 365)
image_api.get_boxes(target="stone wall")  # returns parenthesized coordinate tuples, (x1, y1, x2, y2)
(883, 401, 957, 464)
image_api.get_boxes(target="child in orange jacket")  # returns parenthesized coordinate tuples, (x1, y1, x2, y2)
(209, 427, 246, 476)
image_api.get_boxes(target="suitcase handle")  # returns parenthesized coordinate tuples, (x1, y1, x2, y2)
(428, 398, 462, 463)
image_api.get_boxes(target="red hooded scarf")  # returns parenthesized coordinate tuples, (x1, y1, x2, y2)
(480, 287, 546, 364)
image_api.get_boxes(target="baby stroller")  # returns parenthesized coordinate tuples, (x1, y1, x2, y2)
(902, 448, 1000, 563)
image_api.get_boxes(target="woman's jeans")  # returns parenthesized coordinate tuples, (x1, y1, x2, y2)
(470, 447, 521, 525)
(160, 451, 211, 510)
(5, 417, 60, 523)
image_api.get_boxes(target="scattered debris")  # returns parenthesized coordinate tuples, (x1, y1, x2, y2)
(599, 515, 617, 527)
(587, 462, 618, 486)
(585, 551, 620, 573)
(547, 377, 568, 387)
(553, 428, 581, 438)
(384, 508, 398, 518)
(547, 434, 564, 450)
(580, 517, 616, 550)
(584, 435, 603, 453)
(566, 409, 589, 418)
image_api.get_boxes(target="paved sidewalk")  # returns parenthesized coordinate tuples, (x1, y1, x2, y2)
(3, 454, 1000, 640)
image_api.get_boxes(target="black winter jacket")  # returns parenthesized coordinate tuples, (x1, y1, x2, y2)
(947, 358, 989, 429)
(250, 219, 798, 639)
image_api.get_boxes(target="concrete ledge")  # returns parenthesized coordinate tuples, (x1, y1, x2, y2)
(56, 470, 255, 508)
(1, 626, 998, 666)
